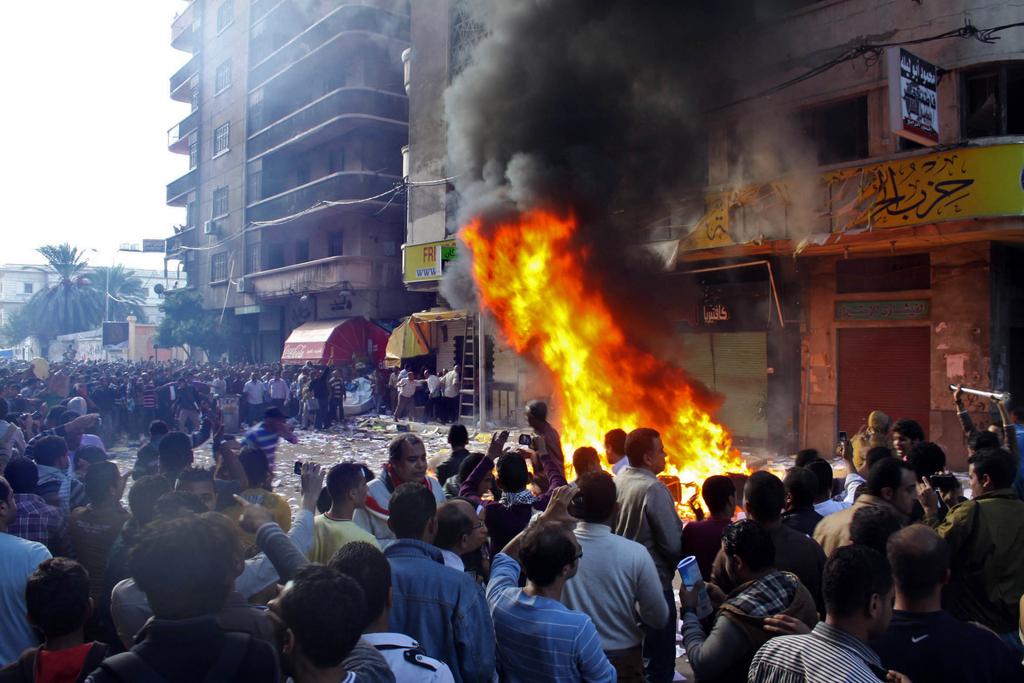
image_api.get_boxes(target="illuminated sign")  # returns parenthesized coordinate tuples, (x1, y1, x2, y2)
(403, 239, 458, 283)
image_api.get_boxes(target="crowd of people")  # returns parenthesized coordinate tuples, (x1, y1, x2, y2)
(1, 355, 1024, 682)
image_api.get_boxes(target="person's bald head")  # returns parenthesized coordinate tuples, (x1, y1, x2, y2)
(886, 524, 949, 602)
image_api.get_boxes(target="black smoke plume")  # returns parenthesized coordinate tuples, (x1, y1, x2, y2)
(441, 0, 766, 334)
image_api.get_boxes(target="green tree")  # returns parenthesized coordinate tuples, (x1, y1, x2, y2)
(88, 265, 149, 323)
(155, 289, 237, 360)
(1, 306, 34, 346)
(13, 244, 103, 352)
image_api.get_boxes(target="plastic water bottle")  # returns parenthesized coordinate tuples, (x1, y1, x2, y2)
(677, 555, 713, 619)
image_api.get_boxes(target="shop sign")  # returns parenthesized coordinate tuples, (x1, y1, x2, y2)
(403, 239, 458, 283)
(886, 47, 939, 146)
(681, 144, 1024, 252)
(835, 299, 929, 321)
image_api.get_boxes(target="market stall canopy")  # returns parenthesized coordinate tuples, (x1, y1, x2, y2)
(383, 310, 468, 367)
(282, 319, 390, 366)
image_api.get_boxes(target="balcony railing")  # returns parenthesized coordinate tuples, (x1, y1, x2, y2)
(170, 54, 200, 99)
(170, 2, 197, 52)
(164, 226, 197, 257)
(249, 4, 409, 89)
(246, 255, 392, 297)
(247, 172, 402, 222)
(166, 169, 198, 206)
(167, 109, 200, 152)
(248, 87, 407, 159)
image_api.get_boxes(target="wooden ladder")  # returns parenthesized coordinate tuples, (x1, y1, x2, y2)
(458, 315, 478, 421)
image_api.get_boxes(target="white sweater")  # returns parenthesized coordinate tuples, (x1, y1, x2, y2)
(562, 522, 669, 652)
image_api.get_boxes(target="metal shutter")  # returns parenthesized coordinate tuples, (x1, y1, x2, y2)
(837, 327, 930, 437)
(680, 332, 768, 440)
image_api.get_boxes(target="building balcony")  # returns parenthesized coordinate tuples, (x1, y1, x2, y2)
(244, 255, 393, 298)
(167, 109, 199, 153)
(166, 169, 198, 206)
(249, 4, 409, 90)
(247, 172, 403, 223)
(170, 2, 198, 52)
(164, 226, 196, 258)
(248, 87, 408, 160)
(170, 54, 200, 101)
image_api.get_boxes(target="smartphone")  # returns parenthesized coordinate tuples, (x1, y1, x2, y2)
(293, 461, 303, 475)
(837, 431, 848, 443)
(928, 474, 958, 490)
(518, 434, 533, 446)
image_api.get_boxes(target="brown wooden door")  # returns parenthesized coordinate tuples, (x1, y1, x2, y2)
(837, 327, 930, 437)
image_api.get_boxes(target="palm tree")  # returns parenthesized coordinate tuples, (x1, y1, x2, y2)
(88, 265, 149, 323)
(25, 244, 103, 343)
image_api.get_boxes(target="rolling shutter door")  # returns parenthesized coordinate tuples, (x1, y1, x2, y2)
(679, 332, 768, 440)
(837, 327, 930, 437)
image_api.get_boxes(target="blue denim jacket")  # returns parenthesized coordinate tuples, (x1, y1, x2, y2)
(385, 539, 495, 683)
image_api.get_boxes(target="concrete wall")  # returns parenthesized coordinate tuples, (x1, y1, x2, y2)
(801, 243, 991, 469)
(406, 0, 452, 246)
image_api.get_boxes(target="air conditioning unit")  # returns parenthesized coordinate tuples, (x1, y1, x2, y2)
(204, 220, 218, 235)
(236, 277, 250, 294)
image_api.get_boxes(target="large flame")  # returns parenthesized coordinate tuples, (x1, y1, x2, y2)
(461, 209, 747, 489)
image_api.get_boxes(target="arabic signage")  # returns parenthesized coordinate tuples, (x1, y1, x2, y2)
(681, 144, 1024, 252)
(142, 239, 166, 253)
(886, 47, 939, 146)
(676, 280, 772, 332)
(835, 299, 930, 321)
(403, 239, 458, 284)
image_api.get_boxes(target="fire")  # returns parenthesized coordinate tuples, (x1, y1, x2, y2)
(460, 209, 747, 491)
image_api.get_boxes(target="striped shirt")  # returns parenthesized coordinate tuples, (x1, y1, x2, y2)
(748, 622, 886, 683)
(242, 423, 294, 468)
(485, 553, 615, 683)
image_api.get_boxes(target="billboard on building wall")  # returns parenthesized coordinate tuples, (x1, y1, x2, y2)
(102, 322, 129, 347)
(887, 47, 939, 146)
(402, 239, 458, 284)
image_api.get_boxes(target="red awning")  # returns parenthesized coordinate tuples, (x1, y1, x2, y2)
(281, 319, 390, 366)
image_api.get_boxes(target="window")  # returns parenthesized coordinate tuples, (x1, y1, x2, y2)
(185, 201, 197, 228)
(188, 138, 199, 170)
(800, 96, 869, 165)
(296, 162, 311, 186)
(213, 122, 230, 156)
(217, 0, 234, 33)
(212, 186, 229, 217)
(836, 254, 930, 294)
(249, 90, 265, 130)
(247, 168, 263, 202)
(295, 239, 310, 263)
(211, 253, 228, 282)
(23, 282, 33, 294)
(962, 63, 1024, 138)
(328, 232, 344, 257)
(329, 148, 345, 173)
(215, 59, 232, 93)
(265, 243, 285, 270)
(245, 243, 261, 273)
(190, 86, 199, 112)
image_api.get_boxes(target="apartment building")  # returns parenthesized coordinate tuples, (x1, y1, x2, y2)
(0, 265, 51, 333)
(165, 0, 429, 361)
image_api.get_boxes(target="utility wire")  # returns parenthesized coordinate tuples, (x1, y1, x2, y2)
(710, 20, 1024, 112)
(169, 174, 460, 253)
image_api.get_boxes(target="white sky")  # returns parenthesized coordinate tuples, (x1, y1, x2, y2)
(0, 1, 187, 271)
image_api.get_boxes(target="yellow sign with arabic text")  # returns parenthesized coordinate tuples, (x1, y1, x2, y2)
(681, 143, 1024, 252)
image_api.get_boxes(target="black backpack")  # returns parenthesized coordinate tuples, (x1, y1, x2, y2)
(93, 633, 251, 683)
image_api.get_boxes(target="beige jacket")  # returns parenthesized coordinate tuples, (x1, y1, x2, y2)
(813, 494, 904, 556)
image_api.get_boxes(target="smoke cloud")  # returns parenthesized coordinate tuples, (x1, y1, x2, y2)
(440, 0, 782, 332)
